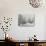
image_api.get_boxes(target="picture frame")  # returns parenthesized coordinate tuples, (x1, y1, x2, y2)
(18, 14, 35, 27)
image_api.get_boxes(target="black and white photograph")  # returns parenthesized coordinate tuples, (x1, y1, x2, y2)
(18, 14, 35, 27)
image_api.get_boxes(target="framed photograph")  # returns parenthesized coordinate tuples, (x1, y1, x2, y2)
(18, 14, 35, 27)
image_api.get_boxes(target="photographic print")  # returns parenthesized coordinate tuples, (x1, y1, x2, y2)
(18, 14, 35, 27)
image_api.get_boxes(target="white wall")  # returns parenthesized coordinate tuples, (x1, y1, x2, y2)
(0, 0, 46, 40)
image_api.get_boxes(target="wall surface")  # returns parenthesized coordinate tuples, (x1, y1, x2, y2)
(0, 0, 46, 40)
